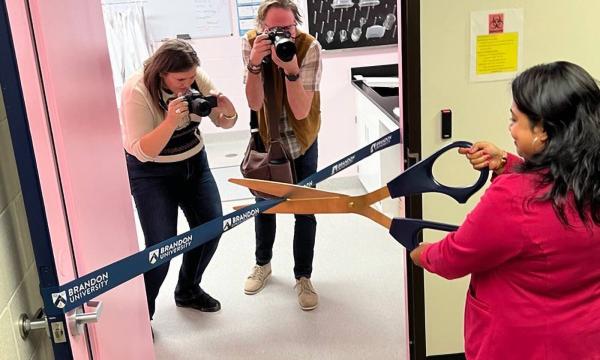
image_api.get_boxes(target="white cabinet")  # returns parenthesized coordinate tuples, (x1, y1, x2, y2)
(354, 89, 402, 216)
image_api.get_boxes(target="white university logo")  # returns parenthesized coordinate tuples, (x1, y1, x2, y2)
(52, 291, 67, 309)
(149, 249, 160, 264)
(370, 135, 392, 154)
(223, 218, 232, 231)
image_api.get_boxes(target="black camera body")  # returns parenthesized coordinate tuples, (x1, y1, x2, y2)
(183, 89, 217, 117)
(267, 27, 296, 62)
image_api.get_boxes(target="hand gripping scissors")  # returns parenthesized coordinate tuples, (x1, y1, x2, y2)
(230, 141, 489, 251)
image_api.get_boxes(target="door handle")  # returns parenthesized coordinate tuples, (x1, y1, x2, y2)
(19, 308, 48, 339)
(69, 300, 103, 335)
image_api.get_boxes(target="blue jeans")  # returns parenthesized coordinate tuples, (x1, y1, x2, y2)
(255, 139, 318, 279)
(126, 148, 222, 319)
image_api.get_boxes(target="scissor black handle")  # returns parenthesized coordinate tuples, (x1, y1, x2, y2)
(387, 141, 489, 204)
(390, 218, 458, 252)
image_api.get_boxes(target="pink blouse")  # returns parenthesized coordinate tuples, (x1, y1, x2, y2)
(421, 154, 600, 359)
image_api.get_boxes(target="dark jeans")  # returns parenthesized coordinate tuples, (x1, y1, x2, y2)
(126, 149, 222, 319)
(255, 139, 318, 279)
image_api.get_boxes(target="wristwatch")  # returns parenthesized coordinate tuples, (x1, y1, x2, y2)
(284, 72, 300, 81)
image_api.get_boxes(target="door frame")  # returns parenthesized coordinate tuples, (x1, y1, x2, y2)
(0, 1, 75, 358)
(400, 0, 425, 359)
(400, 1, 465, 359)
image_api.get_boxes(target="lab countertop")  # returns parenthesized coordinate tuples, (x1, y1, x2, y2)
(350, 64, 400, 124)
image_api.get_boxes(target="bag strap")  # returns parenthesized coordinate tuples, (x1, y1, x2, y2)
(262, 61, 284, 143)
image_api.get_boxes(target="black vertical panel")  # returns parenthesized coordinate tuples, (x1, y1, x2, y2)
(0, 0, 73, 358)
(307, 0, 399, 50)
(400, 0, 425, 359)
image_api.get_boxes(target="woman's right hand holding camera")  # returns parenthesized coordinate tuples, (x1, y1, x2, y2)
(140, 95, 189, 158)
(165, 96, 188, 128)
(458, 141, 507, 174)
(249, 33, 271, 67)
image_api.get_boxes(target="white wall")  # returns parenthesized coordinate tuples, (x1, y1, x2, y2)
(420, 0, 600, 355)
(0, 90, 53, 360)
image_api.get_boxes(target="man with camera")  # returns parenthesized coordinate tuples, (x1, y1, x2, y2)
(242, 0, 323, 311)
(120, 39, 237, 325)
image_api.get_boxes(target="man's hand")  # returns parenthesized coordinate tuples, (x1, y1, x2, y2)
(271, 49, 300, 76)
(249, 33, 271, 67)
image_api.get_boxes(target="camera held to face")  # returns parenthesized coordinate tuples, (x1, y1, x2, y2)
(267, 27, 296, 62)
(183, 89, 217, 117)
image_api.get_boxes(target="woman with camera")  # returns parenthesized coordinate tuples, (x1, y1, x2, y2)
(120, 39, 237, 323)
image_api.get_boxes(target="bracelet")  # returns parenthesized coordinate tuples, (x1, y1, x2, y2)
(222, 112, 238, 121)
(247, 62, 262, 74)
(496, 151, 508, 171)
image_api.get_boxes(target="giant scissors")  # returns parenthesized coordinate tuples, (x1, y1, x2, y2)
(230, 141, 489, 251)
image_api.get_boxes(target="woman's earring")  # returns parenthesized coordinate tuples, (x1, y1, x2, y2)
(532, 136, 539, 145)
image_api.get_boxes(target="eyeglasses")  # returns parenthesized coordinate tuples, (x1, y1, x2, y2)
(262, 24, 296, 33)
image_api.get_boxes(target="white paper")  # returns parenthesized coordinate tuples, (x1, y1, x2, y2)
(470, 8, 524, 82)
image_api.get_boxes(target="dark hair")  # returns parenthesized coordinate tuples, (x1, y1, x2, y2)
(143, 39, 199, 112)
(512, 61, 600, 226)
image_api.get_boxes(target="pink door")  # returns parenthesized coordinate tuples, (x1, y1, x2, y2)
(6, 0, 154, 358)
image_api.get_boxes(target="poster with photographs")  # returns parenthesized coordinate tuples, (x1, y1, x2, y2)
(306, 0, 398, 50)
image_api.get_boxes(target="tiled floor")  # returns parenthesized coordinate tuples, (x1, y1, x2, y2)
(134, 134, 409, 359)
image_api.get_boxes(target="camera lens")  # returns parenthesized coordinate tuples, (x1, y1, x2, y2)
(267, 28, 296, 62)
(189, 98, 210, 117)
(274, 37, 296, 62)
(188, 95, 217, 117)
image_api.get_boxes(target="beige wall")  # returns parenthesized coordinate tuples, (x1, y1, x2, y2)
(420, 0, 600, 355)
(0, 89, 53, 359)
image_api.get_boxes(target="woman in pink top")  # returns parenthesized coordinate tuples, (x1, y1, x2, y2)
(411, 61, 600, 359)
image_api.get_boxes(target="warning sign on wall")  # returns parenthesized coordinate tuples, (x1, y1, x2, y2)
(470, 9, 523, 82)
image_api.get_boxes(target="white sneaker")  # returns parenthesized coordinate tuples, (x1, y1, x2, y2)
(244, 263, 272, 295)
(295, 277, 319, 311)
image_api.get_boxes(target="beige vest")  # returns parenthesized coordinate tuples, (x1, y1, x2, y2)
(247, 30, 321, 154)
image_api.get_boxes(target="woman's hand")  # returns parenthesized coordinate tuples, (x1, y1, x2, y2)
(209, 90, 237, 129)
(410, 243, 430, 267)
(458, 141, 507, 174)
(164, 96, 189, 127)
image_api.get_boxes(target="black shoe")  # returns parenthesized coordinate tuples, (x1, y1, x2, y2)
(175, 289, 221, 312)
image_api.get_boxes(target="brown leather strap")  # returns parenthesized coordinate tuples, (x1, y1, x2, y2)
(262, 61, 284, 142)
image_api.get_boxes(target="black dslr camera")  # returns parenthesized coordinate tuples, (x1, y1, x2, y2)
(266, 27, 296, 62)
(183, 89, 217, 117)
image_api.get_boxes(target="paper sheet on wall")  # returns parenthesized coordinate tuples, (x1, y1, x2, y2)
(144, 0, 233, 40)
(236, 0, 260, 36)
(470, 9, 523, 82)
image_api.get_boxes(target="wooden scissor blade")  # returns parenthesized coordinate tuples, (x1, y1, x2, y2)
(262, 196, 353, 214)
(228, 178, 344, 199)
(233, 204, 252, 211)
